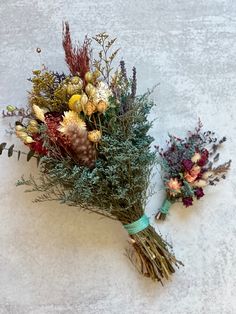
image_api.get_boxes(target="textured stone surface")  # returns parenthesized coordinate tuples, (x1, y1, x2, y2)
(0, 0, 236, 313)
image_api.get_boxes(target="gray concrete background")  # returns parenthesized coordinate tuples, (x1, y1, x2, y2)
(0, 0, 236, 313)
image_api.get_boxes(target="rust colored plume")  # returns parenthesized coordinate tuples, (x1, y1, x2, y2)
(62, 22, 91, 78)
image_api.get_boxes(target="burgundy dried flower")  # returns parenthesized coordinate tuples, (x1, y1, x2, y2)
(198, 149, 209, 166)
(182, 159, 194, 171)
(62, 22, 91, 78)
(28, 134, 47, 155)
(182, 197, 193, 207)
(194, 188, 205, 199)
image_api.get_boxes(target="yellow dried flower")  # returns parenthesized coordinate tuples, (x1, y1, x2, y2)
(84, 101, 97, 116)
(88, 130, 102, 143)
(33, 105, 45, 122)
(192, 179, 207, 188)
(96, 100, 108, 113)
(68, 94, 82, 112)
(58, 111, 86, 134)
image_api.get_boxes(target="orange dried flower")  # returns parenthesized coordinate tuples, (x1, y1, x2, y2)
(167, 178, 182, 196)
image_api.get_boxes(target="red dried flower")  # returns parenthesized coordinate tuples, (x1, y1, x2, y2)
(194, 188, 205, 199)
(62, 22, 91, 78)
(198, 149, 209, 166)
(182, 197, 193, 207)
(182, 159, 194, 171)
(28, 134, 47, 155)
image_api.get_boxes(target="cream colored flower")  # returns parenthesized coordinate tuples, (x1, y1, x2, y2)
(24, 136, 35, 144)
(192, 180, 207, 188)
(93, 82, 112, 104)
(191, 152, 201, 163)
(58, 111, 86, 134)
(202, 171, 213, 180)
(33, 105, 45, 122)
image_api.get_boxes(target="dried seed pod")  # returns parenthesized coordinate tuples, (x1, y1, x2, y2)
(85, 83, 93, 95)
(71, 76, 80, 84)
(67, 83, 75, 95)
(93, 69, 101, 80)
(80, 93, 88, 107)
(85, 71, 93, 83)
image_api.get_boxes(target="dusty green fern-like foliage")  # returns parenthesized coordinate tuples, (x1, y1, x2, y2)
(18, 90, 155, 222)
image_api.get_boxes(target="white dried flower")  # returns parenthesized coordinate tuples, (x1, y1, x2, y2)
(93, 82, 112, 104)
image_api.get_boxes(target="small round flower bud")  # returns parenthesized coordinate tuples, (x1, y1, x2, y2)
(88, 130, 102, 143)
(27, 125, 39, 134)
(96, 100, 108, 113)
(15, 125, 25, 131)
(85, 72, 93, 83)
(84, 101, 96, 116)
(6, 105, 16, 112)
(93, 70, 101, 79)
(16, 131, 28, 140)
(67, 83, 75, 95)
(71, 76, 80, 84)
(25, 136, 35, 144)
(29, 120, 39, 127)
(80, 93, 88, 107)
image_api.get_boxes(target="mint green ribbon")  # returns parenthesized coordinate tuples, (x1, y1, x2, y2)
(123, 214, 149, 235)
(160, 199, 172, 215)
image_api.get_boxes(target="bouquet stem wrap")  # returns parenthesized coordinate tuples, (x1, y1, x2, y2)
(122, 214, 181, 281)
(156, 199, 173, 221)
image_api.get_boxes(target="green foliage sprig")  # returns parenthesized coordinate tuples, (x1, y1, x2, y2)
(93, 33, 120, 85)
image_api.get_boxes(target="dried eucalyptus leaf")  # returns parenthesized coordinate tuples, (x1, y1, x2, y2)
(8, 144, 14, 157)
(214, 153, 220, 163)
(27, 150, 35, 162)
(0, 142, 7, 155)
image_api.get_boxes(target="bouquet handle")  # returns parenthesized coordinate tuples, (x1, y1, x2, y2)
(156, 198, 173, 221)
